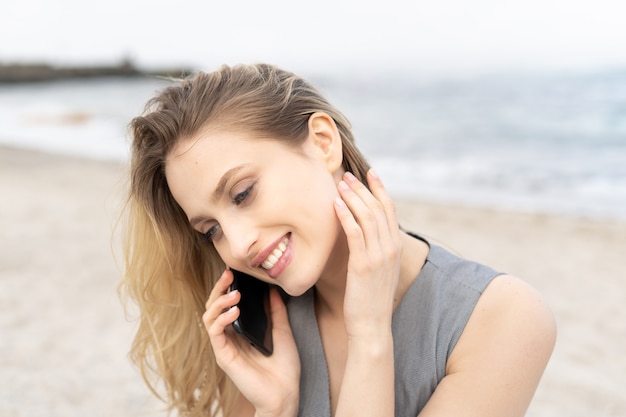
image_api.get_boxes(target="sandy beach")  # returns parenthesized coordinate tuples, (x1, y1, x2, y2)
(1, 146, 624, 417)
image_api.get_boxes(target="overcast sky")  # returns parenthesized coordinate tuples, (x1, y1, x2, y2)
(2, 0, 626, 76)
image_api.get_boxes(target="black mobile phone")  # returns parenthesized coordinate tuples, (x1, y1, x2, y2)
(230, 269, 273, 356)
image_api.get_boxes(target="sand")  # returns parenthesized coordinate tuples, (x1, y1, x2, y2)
(1, 146, 624, 417)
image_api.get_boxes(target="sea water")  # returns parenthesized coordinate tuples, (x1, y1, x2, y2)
(0, 70, 624, 220)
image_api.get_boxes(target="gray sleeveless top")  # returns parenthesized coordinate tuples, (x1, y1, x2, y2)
(287, 239, 501, 417)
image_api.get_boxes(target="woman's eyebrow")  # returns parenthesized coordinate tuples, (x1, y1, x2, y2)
(188, 164, 251, 228)
(212, 164, 250, 202)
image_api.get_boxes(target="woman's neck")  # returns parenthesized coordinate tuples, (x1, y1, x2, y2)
(313, 232, 350, 319)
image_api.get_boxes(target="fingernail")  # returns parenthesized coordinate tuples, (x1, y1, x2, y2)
(334, 197, 347, 207)
(344, 171, 357, 182)
(338, 180, 350, 191)
(368, 168, 379, 180)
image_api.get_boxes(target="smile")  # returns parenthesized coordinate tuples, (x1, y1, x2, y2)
(261, 236, 289, 270)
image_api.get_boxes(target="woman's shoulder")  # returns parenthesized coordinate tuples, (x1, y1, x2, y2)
(418, 274, 557, 416)
(394, 237, 506, 366)
(403, 236, 557, 415)
(459, 273, 557, 354)
(417, 241, 556, 350)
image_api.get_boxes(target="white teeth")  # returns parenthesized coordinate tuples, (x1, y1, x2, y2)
(261, 236, 289, 270)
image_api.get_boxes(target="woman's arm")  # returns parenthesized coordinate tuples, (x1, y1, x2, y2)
(335, 330, 395, 416)
(418, 274, 557, 417)
(332, 170, 402, 416)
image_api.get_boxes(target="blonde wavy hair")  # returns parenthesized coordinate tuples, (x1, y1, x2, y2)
(120, 63, 371, 416)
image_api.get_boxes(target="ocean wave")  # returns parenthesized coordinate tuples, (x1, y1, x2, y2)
(1, 71, 624, 220)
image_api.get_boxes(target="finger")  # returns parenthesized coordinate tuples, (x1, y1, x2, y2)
(204, 312, 237, 350)
(366, 169, 400, 245)
(334, 196, 368, 259)
(204, 269, 239, 328)
(268, 287, 290, 331)
(340, 171, 390, 246)
(204, 302, 239, 338)
(267, 288, 299, 360)
(337, 180, 382, 248)
(206, 268, 235, 310)
(204, 305, 241, 364)
(203, 287, 241, 330)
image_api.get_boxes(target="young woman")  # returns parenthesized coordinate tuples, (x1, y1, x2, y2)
(121, 63, 556, 417)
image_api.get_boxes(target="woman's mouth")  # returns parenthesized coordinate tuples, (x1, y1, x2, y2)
(261, 236, 289, 270)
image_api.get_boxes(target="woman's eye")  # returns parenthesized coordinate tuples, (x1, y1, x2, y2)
(232, 184, 253, 205)
(202, 224, 221, 242)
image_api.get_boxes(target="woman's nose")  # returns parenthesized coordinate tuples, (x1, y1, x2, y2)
(222, 218, 258, 262)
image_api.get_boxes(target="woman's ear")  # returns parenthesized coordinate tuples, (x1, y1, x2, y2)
(306, 112, 344, 174)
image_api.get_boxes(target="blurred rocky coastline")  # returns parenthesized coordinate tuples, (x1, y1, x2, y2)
(0, 59, 191, 83)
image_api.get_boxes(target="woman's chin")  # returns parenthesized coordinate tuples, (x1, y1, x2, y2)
(278, 282, 314, 298)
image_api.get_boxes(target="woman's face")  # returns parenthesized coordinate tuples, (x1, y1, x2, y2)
(165, 116, 346, 296)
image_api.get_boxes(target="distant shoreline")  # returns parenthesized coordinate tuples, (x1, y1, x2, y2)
(0, 60, 192, 83)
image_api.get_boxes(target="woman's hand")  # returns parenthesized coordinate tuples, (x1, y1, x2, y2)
(331, 169, 402, 416)
(203, 269, 300, 417)
(334, 169, 403, 340)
